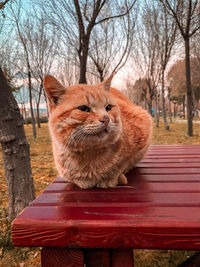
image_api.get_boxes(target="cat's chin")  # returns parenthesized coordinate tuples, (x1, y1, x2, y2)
(67, 130, 120, 152)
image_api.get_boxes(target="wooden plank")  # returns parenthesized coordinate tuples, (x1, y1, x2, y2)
(111, 249, 134, 267)
(131, 174, 200, 182)
(137, 162, 200, 167)
(41, 182, 200, 194)
(134, 168, 200, 174)
(41, 248, 84, 267)
(30, 191, 200, 208)
(55, 174, 200, 183)
(149, 145, 200, 148)
(146, 151, 200, 155)
(12, 220, 200, 250)
(149, 145, 200, 150)
(12, 205, 200, 222)
(12, 205, 200, 250)
(144, 155, 200, 159)
(141, 158, 200, 163)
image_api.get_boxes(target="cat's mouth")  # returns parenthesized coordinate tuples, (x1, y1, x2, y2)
(98, 128, 108, 135)
(87, 127, 108, 137)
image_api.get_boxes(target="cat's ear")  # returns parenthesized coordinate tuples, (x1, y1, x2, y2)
(43, 75, 66, 108)
(99, 73, 114, 91)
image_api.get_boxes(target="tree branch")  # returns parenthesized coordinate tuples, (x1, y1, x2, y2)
(189, 24, 200, 37)
(95, 0, 136, 25)
(73, 0, 85, 40)
(0, 0, 11, 9)
(159, 0, 185, 37)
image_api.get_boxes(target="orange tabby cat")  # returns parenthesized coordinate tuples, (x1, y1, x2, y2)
(44, 75, 152, 189)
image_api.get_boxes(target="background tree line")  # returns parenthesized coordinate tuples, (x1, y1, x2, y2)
(0, 0, 200, 220)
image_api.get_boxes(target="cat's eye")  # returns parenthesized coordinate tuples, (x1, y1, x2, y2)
(77, 105, 91, 112)
(105, 104, 112, 111)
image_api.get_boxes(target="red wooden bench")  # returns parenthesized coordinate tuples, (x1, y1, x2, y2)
(12, 145, 200, 266)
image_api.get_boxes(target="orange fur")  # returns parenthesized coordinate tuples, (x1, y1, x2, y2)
(44, 75, 152, 189)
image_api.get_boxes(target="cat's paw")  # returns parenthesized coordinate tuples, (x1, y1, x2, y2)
(96, 178, 118, 188)
(118, 174, 128, 185)
(74, 179, 94, 189)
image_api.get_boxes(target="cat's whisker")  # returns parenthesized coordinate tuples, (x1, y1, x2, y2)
(68, 127, 87, 147)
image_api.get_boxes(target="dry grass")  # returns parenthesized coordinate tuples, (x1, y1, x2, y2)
(0, 119, 200, 266)
(152, 119, 200, 145)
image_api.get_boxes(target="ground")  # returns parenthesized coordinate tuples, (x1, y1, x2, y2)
(0, 118, 200, 266)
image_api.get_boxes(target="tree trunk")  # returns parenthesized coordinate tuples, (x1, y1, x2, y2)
(43, 92, 49, 117)
(147, 100, 152, 115)
(169, 100, 172, 123)
(99, 69, 104, 82)
(173, 103, 176, 118)
(161, 71, 169, 130)
(184, 37, 193, 136)
(0, 68, 35, 221)
(28, 69, 37, 138)
(155, 92, 159, 128)
(36, 103, 41, 128)
(78, 41, 89, 84)
(183, 99, 186, 120)
(36, 83, 43, 128)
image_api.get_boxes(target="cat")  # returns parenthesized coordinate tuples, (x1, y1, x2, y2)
(43, 74, 152, 189)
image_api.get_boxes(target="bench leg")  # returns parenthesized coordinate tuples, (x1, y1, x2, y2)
(178, 252, 200, 267)
(41, 248, 84, 267)
(111, 249, 134, 267)
(84, 248, 134, 267)
(41, 248, 134, 267)
(85, 249, 110, 267)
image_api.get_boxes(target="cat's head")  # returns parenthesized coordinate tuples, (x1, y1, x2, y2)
(43, 75, 122, 151)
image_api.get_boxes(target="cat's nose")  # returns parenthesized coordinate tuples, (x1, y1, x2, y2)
(100, 115, 110, 126)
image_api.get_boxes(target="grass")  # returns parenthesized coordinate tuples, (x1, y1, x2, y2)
(152, 119, 200, 145)
(0, 119, 200, 266)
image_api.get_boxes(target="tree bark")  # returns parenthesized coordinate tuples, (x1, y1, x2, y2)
(184, 37, 193, 136)
(183, 98, 186, 120)
(78, 40, 89, 84)
(0, 68, 35, 221)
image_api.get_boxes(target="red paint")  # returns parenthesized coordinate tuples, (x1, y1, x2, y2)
(12, 145, 200, 251)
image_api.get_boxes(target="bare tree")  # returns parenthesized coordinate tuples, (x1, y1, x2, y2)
(127, 78, 147, 108)
(88, 5, 135, 82)
(0, 0, 35, 221)
(24, 10, 60, 127)
(154, 2, 177, 130)
(133, 5, 161, 115)
(159, 0, 200, 136)
(36, 0, 136, 84)
(9, 1, 37, 138)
